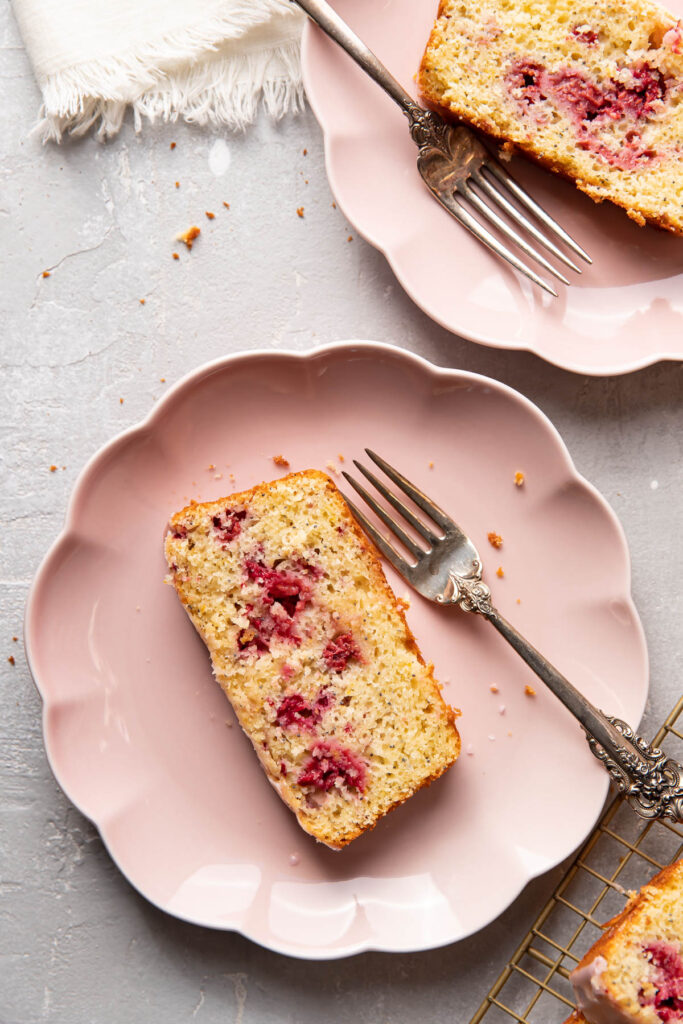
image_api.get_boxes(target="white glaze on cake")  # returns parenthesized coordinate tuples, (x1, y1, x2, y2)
(571, 957, 645, 1024)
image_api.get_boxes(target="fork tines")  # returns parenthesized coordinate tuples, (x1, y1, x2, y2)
(342, 449, 453, 578)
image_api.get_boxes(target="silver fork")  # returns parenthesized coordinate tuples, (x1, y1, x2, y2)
(295, 0, 591, 296)
(343, 450, 683, 823)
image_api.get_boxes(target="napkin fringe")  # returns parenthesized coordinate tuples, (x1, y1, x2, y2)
(34, 0, 304, 142)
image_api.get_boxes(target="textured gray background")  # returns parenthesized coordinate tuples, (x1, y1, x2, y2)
(1, 1, 682, 1021)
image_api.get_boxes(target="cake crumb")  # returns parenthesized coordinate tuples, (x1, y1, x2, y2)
(272, 454, 290, 468)
(325, 460, 338, 475)
(172, 252, 180, 260)
(214, 473, 223, 480)
(428, 460, 434, 469)
(337, 454, 345, 462)
(170, 141, 176, 150)
(490, 684, 499, 693)
(119, 398, 124, 404)
(498, 704, 506, 715)
(525, 685, 536, 697)
(514, 471, 525, 487)
(303, 148, 308, 156)
(207, 464, 215, 471)
(516, 598, 521, 604)
(297, 206, 304, 218)
(160, 377, 166, 383)
(177, 225, 200, 250)
(347, 235, 353, 242)
(289, 853, 301, 866)
(139, 298, 145, 305)
(223, 201, 230, 209)
(42, 270, 51, 278)
(8, 655, 15, 665)
(12, 637, 17, 642)
(487, 532, 503, 549)
(175, 181, 180, 188)
(496, 566, 505, 578)
(205, 211, 215, 220)
(49, 465, 57, 472)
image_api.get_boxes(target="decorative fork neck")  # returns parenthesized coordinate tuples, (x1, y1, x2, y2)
(439, 565, 683, 823)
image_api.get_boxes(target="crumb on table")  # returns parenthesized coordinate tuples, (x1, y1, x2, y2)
(7, 655, 15, 665)
(205, 211, 215, 220)
(49, 465, 57, 473)
(119, 398, 124, 405)
(303, 148, 308, 156)
(223, 201, 230, 209)
(175, 181, 180, 188)
(170, 141, 176, 150)
(160, 377, 166, 383)
(487, 531, 503, 549)
(496, 566, 504, 578)
(514, 471, 525, 487)
(42, 270, 51, 278)
(525, 685, 536, 697)
(139, 298, 145, 305)
(177, 226, 200, 250)
(347, 235, 353, 242)
(296, 207, 304, 218)
(272, 455, 290, 468)
(172, 252, 180, 260)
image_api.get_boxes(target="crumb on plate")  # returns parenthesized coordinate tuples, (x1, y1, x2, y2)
(487, 531, 503, 549)
(514, 471, 525, 487)
(496, 566, 504, 578)
(525, 685, 536, 697)
(272, 455, 290, 468)
(490, 684, 499, 693)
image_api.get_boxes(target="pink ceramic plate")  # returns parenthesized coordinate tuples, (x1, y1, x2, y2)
(25, 342, 648, 958)
(301, 2, 683, 376)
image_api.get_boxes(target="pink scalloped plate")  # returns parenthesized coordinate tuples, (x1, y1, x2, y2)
(25, 342, 648, 958)
(301, 2, 683, 376)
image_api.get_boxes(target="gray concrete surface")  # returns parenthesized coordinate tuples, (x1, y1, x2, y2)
(1, 1, 681, 1021)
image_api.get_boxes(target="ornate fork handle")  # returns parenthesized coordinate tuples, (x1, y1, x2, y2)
(442, 567, 683, 823)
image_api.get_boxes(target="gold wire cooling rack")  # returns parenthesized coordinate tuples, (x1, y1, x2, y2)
(469, 696, 683, 1024)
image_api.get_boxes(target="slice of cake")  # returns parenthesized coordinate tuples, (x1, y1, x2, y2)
(566, 858, 683, 1024)
(418, 0, 683, 234)
(164, 470, 460, 849)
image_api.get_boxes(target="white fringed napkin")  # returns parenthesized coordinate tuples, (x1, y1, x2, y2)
(12, 0, 306, 142)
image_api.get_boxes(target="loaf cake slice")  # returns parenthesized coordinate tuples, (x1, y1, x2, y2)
(418, 0, 683, 234)
(565, 858, 683, 1024)
(164, 470, 460, 849)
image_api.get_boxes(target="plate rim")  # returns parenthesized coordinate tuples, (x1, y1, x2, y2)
(24, 339, 650, 958)
(300, 17, 683, 377)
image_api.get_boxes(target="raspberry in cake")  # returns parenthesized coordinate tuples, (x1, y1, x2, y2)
(164, 470, 460, 849)
(566, 858, 683, 1024)
(419, 0, 683, 234)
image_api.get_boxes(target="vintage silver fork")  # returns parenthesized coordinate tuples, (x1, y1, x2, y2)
(295, 0, 592, 296)
(343, 450, 683, 823)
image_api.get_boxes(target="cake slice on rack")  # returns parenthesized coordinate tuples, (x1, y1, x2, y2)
(566, 858, 683, 1024)
(164, 470, 460, 849)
